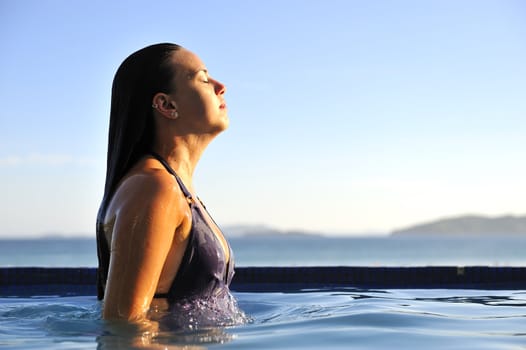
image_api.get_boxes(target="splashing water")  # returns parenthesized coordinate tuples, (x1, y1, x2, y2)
(150, 289, 252, 332)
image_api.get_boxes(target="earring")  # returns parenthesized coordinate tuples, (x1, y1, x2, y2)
(152, 103, 158, 109)
(171, 110, 179, 119)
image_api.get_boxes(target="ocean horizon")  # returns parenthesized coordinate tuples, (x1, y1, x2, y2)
(1, 233, 525, 268)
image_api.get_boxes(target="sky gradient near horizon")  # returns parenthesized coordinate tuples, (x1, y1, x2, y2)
(1, 0, 525, 237)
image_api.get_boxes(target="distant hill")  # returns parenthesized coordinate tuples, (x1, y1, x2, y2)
(391, 214, 526, 236)
(222, 224, 324, 238)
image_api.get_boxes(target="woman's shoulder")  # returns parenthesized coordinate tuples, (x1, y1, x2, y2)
(125, 167, 179, 194)
(107, 166, 188, 219)
(100, 162, 192, 257)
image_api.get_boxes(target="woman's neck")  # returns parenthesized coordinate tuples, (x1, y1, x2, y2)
(151, 133, 214, 191)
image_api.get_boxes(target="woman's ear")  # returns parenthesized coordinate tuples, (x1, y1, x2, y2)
(152, 93, 179, 120)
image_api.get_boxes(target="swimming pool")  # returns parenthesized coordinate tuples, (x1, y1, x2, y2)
(1, 267, 525, 349)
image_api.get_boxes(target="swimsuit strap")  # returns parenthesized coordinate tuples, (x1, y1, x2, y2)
(149, 152, 193, 201)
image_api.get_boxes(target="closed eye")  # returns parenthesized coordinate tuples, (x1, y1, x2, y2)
(194, 69, 210, 84)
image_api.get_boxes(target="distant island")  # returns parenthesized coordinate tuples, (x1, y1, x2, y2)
(391, 214, 526, 236)
(223, 224, 326, 238)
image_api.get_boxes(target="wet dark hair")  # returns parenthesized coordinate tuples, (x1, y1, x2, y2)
(96, 43, 182, 299)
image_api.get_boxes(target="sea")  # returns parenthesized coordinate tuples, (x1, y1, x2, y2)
(0, 233, 525, 267)
(1, 234, 525, 349)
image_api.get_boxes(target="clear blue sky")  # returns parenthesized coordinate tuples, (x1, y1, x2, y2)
(1, 0, 525, 237)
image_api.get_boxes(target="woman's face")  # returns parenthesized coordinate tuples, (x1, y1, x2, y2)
(169, 49, 228, 133)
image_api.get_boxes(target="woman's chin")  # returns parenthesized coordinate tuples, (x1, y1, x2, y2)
(221, 115, 230, 130)
(217, 113, 230, 131)
(207, 117, 229, 135)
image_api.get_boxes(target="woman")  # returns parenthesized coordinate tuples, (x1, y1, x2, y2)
(96, 43, 236, 323)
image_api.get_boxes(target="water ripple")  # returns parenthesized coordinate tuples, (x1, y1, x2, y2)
(0, 290, 525, 349)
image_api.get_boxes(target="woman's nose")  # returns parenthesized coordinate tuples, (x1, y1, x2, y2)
(213, 79, 226, 95)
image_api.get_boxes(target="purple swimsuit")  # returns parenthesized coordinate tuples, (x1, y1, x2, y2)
(96, 152, 234, 303)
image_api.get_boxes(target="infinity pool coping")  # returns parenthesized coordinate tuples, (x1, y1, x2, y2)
(1, 266, 525, 296)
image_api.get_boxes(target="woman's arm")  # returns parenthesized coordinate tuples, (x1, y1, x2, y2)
(102, 174, 186, 321)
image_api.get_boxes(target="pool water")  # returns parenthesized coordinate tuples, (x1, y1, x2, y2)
(1, 289, 525, 349)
